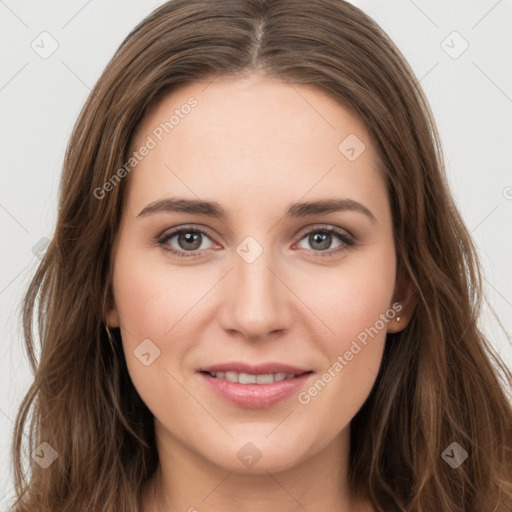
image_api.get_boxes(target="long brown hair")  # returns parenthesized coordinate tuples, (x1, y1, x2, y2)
(10, 1, 512, 510)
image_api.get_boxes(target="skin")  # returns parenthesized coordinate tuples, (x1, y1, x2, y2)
(107, 72, 413, 512)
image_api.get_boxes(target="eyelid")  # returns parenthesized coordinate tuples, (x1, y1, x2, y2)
(157, 224, 217, 242)
(294, 222, 355, 240)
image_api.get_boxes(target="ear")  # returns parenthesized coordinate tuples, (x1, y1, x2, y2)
(105, 288, 120, 328)
(387, 269, 416, 333)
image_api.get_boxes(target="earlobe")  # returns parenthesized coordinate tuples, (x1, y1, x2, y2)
(106, 306, 120, 328)
(105, 288, 120, 328)
(387, 307, 407, 333)
(387, 271, 417, 333)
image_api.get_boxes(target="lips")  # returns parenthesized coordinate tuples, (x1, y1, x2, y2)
(197, 361, 314, 408)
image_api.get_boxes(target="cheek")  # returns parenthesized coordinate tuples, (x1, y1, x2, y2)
(111, 253, 215, 436)
(111, 247, 211, 340)
(300, 242, 396, 346)
(293, 245, 395, 431)
(110, 249, 204, 394)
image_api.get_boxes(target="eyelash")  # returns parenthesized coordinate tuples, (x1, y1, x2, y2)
(155, 225, 356, 259)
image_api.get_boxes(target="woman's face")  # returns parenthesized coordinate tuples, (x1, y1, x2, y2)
(107, 73, 403, 474)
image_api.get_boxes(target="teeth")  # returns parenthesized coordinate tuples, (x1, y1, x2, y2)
(208, 371, 298, 384)
(225, 371, 238, 383)
(239, 372, 257, 384)
(257, 373, 275, 384)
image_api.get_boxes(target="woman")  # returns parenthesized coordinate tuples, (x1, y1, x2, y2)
(10, 1, 512, 511)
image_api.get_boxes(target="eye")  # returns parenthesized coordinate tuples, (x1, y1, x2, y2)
(295, 225, 355, 257)
(156, 224, 356, 259)
(157, 226, 217, 258)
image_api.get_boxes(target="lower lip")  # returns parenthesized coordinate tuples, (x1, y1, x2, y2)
(199, 372, 313, 409)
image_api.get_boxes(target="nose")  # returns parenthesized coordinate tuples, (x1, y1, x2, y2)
(218, 241, 294, 341)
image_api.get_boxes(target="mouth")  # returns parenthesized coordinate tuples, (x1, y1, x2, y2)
(200, 370, 311, 384)
(197, 363, 314, 408)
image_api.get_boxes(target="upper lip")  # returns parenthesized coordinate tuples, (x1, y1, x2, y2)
(197, 362, 312, 375)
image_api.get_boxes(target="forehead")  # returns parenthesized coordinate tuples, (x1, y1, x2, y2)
(124, 74, 387, 220)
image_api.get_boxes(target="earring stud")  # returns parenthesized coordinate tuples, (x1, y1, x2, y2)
(396, 316, 401, 322)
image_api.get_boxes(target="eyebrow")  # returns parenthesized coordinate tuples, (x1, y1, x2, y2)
(137, 197, 376, 223)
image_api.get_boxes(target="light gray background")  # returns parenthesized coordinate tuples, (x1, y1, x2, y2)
(1, 0, 511, 507)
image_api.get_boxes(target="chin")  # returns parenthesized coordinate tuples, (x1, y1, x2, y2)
(202, 436, 311, 475)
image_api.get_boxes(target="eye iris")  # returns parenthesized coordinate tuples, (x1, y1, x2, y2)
(178, 231, 202, 251)
(310, 232, 331, 250)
